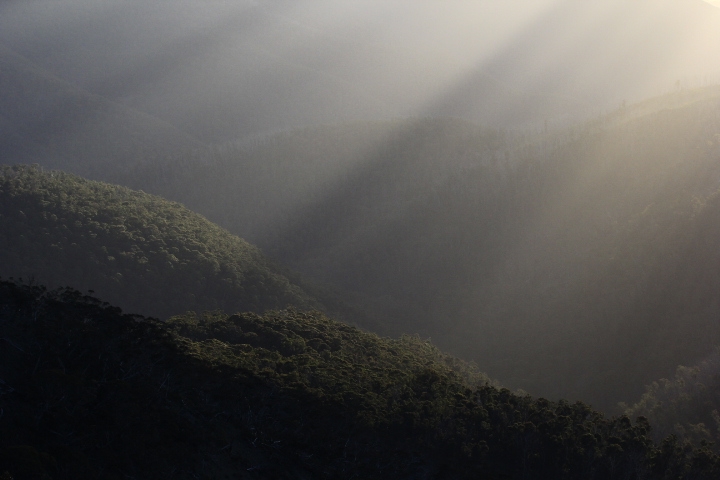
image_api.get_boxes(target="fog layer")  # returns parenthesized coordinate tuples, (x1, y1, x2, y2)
(2, 0, 720, 141)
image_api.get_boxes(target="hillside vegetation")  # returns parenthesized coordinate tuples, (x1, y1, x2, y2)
(119, 118, 516, 335)
(4, 4, 720, 476)
(624, 347, 720, 453)
(623, 200, 720, 455)
(101, 86, 720, 410)
(6, 67, 720, 412)
(0, 164, 319, 319)
(2, 279, 720, 479)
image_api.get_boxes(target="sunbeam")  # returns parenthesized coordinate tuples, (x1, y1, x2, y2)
(3, 0, 719, 137)
(4, 0, 720, 426)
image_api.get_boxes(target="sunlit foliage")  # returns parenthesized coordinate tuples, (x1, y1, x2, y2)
(0, 164, 318, 319)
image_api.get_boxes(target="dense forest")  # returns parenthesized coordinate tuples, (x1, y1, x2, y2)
(0, 165, 321, 320)
(3, 161, 720, 478)
(3, 279, 720, 479)
(4, 5, 720, 475)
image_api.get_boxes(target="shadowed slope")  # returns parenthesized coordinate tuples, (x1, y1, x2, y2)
(2, 279, 719, 479)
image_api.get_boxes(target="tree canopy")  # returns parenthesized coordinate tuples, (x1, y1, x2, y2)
(2, 279, 720, 479)
(0, 164, 319, 319)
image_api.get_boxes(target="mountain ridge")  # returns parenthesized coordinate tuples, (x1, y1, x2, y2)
(2, 278, 720, 479)
(0, 164, 322, 320)
(86, 87, 720, 411)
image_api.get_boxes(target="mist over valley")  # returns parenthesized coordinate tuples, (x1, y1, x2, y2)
(4, 1, 720, 478)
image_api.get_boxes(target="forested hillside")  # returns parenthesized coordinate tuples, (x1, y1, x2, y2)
(5, 1, 720, 477)
(624, 347, 720, 452)
(3, 279, 720, 480)
(0, 165, 320, 319)
(5, 24, 720, 411)
(101, 86, 720, 411)
(116, 117, 518, 335)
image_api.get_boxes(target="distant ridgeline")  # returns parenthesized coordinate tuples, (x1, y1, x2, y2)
(2, 279, 720, 479)
(0, 43, 201, 181)
(102, 96, 720, 411)
(0, 164, 320, 319)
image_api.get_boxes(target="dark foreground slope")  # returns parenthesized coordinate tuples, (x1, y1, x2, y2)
(2, 280, 719, 480)
(0, 164, 318, 319)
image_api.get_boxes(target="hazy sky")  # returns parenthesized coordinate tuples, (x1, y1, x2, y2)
(2, 0, 720, 137)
